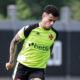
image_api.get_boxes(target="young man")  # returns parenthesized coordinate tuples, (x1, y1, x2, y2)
(6, 5, 59, 80)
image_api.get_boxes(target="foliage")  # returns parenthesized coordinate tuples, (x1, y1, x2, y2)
(0, 0, 80, 20)
(68, 0, 80, 21)
(0, 14, 5, 19)
(16, 0, 65, 20)
(16, 0, 32, 20)
(0, 0, 15, 19)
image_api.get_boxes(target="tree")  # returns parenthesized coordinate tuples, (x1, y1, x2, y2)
(2, 0, 80, 20)
(16, 0, 32, 20)
(0, 0, 15, 19)
(68, 0, 80, 21)
(16, 0, 65, 20)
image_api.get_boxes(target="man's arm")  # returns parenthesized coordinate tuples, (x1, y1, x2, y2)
(50, 45, 53, 53)
(6, 34, 22, 70)
(50, 45, 54, 59)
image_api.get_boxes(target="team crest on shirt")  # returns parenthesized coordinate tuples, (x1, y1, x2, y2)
(49, 34, 53, 40)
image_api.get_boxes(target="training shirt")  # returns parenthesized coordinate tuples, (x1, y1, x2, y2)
(17, 23, 58, 69)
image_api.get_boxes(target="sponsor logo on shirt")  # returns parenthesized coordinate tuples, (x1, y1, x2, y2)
(29, 42, 49, 51)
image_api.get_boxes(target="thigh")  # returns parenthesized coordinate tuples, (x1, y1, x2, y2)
(12, 62, 29, 80)
(28, 69, 45, 80)
(29, 78, 41, 80)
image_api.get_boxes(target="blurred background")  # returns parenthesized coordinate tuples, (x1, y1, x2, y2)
(0, 0, 80, 80)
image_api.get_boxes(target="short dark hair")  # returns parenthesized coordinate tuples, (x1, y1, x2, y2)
(44, 5, 59, 17)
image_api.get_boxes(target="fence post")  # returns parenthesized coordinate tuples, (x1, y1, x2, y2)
(60, 6, 71, 25)
(60, 7, 71, 80)
(7, 5, 17, 22)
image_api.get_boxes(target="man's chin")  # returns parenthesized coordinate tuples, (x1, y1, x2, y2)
(47, 26, 52, 29)
(45, 27, 50, 30)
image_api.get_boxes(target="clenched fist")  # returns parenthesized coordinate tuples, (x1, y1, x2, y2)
(5, 62, 14, 70)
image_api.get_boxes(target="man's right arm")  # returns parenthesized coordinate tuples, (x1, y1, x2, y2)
(6, 34, 22, 70)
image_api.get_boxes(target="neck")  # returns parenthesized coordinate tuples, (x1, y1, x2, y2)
(40, 22, 45, 29)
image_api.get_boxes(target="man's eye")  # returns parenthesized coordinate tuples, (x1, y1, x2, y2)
(49, 20, 56, 23)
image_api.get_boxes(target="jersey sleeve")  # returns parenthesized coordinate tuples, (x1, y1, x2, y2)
(55, 32, 58, 41)
(51, 27, 59, 41)
(17, 25, 29, 40)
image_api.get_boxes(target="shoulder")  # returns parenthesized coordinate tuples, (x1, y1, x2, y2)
(51, 27, 58, 34)
(29, 23, 39, 28)
(51, 27, 59, 39)
(24, 23, 39, 31)
(24, 23, 39, 37)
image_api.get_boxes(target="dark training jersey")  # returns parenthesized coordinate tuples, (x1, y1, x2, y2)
(17, 23, 58, 68)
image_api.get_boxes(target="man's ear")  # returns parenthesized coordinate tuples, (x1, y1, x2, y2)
(42, 12, 47, 19)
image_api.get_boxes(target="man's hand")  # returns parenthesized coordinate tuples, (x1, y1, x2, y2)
(5, 62, 14, 70)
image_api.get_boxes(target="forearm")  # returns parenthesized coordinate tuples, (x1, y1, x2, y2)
(8, 34, 22, 64)
(6, 34, 22, 70)
(9, 38, 18, 64)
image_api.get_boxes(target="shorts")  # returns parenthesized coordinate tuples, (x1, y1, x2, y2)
(12, 62, 45, 80)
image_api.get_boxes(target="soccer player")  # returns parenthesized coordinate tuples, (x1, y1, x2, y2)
(6, 5, 59, 80)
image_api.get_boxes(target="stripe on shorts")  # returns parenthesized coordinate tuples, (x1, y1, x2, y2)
(12, 62, 19, 80)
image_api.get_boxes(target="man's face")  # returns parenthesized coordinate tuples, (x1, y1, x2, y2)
(42, 13, 57, 29)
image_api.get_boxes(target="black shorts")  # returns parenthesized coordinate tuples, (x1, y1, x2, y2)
(12, 62, 45, 80)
